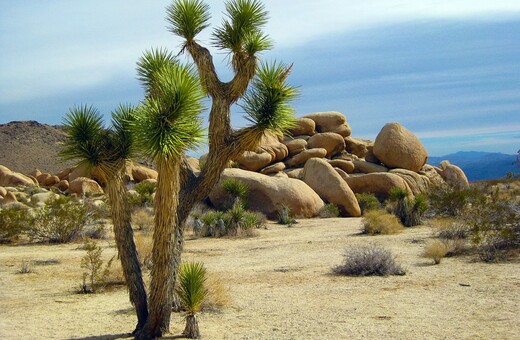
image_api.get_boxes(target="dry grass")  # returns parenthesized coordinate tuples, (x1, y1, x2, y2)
(131, 208, 154, 232)
(203, 273, 231, 312)
(422, 240, 449, 264)
(134, 233, 153, 270)
(362, 210, 404, 235)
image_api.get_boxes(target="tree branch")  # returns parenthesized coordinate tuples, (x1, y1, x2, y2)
(186, 41, 222, 97)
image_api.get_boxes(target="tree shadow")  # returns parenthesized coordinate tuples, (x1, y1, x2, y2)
(66, 333, 133, 340)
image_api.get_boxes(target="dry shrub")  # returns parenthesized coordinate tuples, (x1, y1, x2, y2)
(362, 210, 404, 235)
(422, 240, 448, 264)
(319, 204, 340, 218)
(132, 208, 154, 232)
(203, 273, 231, 311)
(135, 233, 153, 270)
(444, 238, 469, 257)
(429, 217, 470, 240)
(333, 244, 405, 276)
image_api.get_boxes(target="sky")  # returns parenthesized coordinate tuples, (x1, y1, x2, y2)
(1, 0, 519, 157)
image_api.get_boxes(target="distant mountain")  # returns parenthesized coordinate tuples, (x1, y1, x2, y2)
(0, 121, 73, 174)
(429, 151, 518, 181)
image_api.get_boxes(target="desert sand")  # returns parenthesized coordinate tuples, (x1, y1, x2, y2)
(1, 218, 519, 339)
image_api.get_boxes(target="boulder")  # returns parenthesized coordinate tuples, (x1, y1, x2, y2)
(307, 132, 346, 158)
(69, 165, 91, 182)
(345, 137, 373, 158)
(68, 177, 104, 196)
(1, 191, 18, 204)
(302, 158, 361, 217)
(437, 161, 470, 190)
(44, 175, 60, 187)
(302, 111, 351, 137)
(390, 169, 431, 195)
(328, 159, 355, 174)
(284, 138, 308, 157)
(261, 143, 289, 162)
(260, 162, 286, 175)
(343, 173, 412, 200)
(288, 117, 316, 136)
(186, 157, 201, 176)
(56, 180, 69, 192)
(352, 160, 388, 174)
(0, 186, 6, 198)
(56, 167, 74, 180)
(28, 169, 42, 178)
(332, 151, 358, 161)
(364, 149, 380, 164)
(209, 168, 324, 218)
(237, 151, 273, 172)
(373, 122, 428, 172)
(284, 168, 304, 179)
(0, 166, 38, 187)
(31, 192, 58, 205)
(421, 164, 446, 188)
(132, 165, 158, 182)
(285, 148, 327, 168)
(334, 168, 350, 182)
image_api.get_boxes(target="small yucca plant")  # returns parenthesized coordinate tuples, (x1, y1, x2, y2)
(176, 261, 209, 338)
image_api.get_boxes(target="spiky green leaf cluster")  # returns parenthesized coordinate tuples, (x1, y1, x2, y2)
(240, 61, 297, 136)
(133, 51, 205, 161)
(167, 0, 211, 41)
(61, 104, 137, 180)
(136, 48, 177, 96)
(212, 0, 272, 55)
(176, 261, 208, 314)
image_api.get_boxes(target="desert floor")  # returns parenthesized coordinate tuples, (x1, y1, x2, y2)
(1, 218, 519, 339)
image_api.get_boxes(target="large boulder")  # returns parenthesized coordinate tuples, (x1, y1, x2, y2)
(209, 168, 324, 218)
(186, 157, 201, 176)
(68, 177, 104, 196)
(284, 138, 308, 157)
(302, 158, 361, 217)
(437, 161, 470, 190)
(0, 191, 17, 205)
(237, 151, 273, 172)
(373, 122, 428, 172)
(352, 160, 388, 174)
(260, 162, 285, 175)
(328, 159, 355, 174)
(0, 165, 38, 187)
(285, 148, 327, 168)
(307, 132, 346, 158)
(343, 173, 411, 200)
(421, 164, 446, 188)
(132, 165, 158, 182)
(284, 168, 304, 179)
(56, 179, 69, 192)
(0, 186, 7, 198)
(345, 137, 373, 158)
(56, 167, 74, 181)
(302, 111, 351, 137)
(390, 169, 431, 195)
(288, 117, 316, 136)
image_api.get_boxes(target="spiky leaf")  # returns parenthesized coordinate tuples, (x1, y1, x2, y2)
(167, 0, 211, 41)
(176, 261, 208, 314)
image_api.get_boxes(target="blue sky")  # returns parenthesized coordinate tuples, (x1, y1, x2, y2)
(1, 0, 519, 156)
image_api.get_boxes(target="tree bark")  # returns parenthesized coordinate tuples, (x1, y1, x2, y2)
(136, 157, 180, 339)
(106, 175, 148, 333)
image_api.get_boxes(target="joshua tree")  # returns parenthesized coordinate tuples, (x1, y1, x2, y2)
(61, 105, 148, 332)
(176, 261, 208, 338)
(132, 0, 297, 338)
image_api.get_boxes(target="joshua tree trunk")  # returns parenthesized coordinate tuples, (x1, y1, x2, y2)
(137, 157, 180, 339)
(182, 314, 201, 339)
(105, 173, 148, 333)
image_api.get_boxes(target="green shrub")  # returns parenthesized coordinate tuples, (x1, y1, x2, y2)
(362, 210, 404, 235)
(0, 206, 31, 243)
(79, 239, 114, 293)
(222, 178, 248, 209)
(356, 193, 380, 215)
(333, 244, 405, 276)
(388, 188, 428, 227)
(427, 184, 481, 216)
(319, 203, 340, 218)
(129, 181, 156, 207)
(277, 205, 295, 225)
(26, 196, 99, 243)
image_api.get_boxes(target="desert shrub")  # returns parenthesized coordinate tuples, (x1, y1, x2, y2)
(333, 244, 405, 276)
(176, 261, 208, 339)
(0, 206, 31, 243)
(362, 210, 404, 235)
(135, 233, 153, 270)
(27, 196, 100, 243)
(430, 218, 470, 240)
(277, 205, 295, 225)
(356, 193, 380, 215)
(79, 239, 114, 293)
(422, 240, 448, 264)
(17, 259, 33, 274)
(203, 273, 230, 311)
(227, 202, 246, 234)
(222, 178, 248, 208)
(128, 181, 156, 208)
(132, 208, 154, 232)
(200, 210, 226, 237)
(427, 184, 481, 217)
(388, 188, 428, 227)
(444, 238, 469, 257)
(319, 203, 340, 218)
(465, 190, 520, 262)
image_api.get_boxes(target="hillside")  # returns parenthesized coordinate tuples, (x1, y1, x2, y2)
(0, 121, 73, 174)
(429, 151, 518, 181)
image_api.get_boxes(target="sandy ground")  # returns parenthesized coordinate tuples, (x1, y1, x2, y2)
(1, 218, 519, 339)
